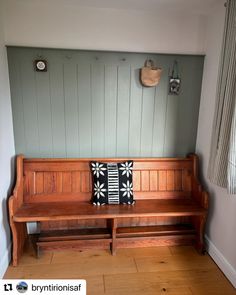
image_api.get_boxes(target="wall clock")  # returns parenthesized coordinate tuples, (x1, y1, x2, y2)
(35, 59, 47, 72)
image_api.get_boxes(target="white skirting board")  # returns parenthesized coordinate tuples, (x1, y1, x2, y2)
(0, 243, 11, 278)
(205, 235, 236, 288)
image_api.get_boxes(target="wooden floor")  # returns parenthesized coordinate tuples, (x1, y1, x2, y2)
(4, 241, 236, 295)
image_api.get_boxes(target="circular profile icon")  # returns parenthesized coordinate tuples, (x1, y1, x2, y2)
(16, 281, 28, 293)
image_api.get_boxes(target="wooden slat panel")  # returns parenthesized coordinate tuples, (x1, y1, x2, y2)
(51, 172, 58, 193)
(81, 171, 91, 192)
(175, 170, 182, 191)
(55, 172, 63, 193)
(36, 172, 44, 194)
(24, 161, 90, 172)
(71, 171, 81, 192)
(43, 172, 54, 193)
(141, 171, 149, 191)
(89, 173, 92, 191)
(133, 171, 141, 191)
(167, 170, 175, 191)
(182, 170, 192, 192)
(150, 171, 158, 191)
(159, 171, 167, 191)
(23, 158, 195, 202)
(24, 171, 35, 195)
(62, 172, 72, 193)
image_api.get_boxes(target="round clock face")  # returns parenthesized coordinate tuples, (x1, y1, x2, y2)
(36, 60, 46, 71)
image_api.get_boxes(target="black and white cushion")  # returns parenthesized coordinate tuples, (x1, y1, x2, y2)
(90, 161, 134, 205)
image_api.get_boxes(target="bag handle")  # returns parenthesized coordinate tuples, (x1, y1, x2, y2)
(144, 59, 155, 68)
(171, 60, 179, 79)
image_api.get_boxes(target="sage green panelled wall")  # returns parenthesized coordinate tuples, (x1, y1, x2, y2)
(7, 47, 204, 158)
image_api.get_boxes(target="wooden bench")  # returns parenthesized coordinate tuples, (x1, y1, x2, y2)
(9, 154, 209, 266)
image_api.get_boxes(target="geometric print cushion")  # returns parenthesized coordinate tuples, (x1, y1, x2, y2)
(90, 161, 135, 205)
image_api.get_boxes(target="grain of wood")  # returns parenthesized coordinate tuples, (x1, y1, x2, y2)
(51, 249, 111, 263)
(116, 246, 172, 258)
(4, 246, 236, 294)
(135, 253, 216, 273)
(169, 245, 198, 256)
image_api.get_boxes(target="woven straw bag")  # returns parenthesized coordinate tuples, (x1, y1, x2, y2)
(140, 59, 162, 87)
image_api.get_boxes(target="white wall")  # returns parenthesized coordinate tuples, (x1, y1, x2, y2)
(1, 0, 236, 286)
(0, 0, 15, 278)
(196, 0, 236, 288)
(2, 0, 206, 54)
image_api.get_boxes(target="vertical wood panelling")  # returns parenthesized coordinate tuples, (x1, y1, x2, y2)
(133, 171, 141, 191)
(182, 170, 192, 192)
(163, 95, 179, 157)
(116, 65, 131, 156)
(55, 172, 63, 193)
(77, 63, 92, 157)
(63, 62, 79, 156)
(71, 171, 81, 192)
(91, 64, 105, 157)
(150, 171, 158, 191)
(62, 172, 72, 193)
(43, 172, 53, 193)
(19, 49, 40, 156)
(8, 48, 204, 158)
(141, 171, 150, 191)
(81, 171, 90, 192)
(49, 56, 66, 157)
(167, 170, 175, 191)
(159, 171, 167, 191)
(140, 87, 156, 156)
(175, 57, 204, 156)
(129, 66, 143, 156)
(7, 50, 26, 154)
(36, 172, 44, 194)
(152, 56, 171, 156)
(104, 65, 118, 156)
(174, 170, 182, 191)
(35, 71, 53, 156)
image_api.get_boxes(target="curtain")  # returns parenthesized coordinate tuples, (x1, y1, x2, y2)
(208, 0, 236, 193)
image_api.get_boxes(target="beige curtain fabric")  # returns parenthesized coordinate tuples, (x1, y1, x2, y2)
(208, 0, 236, 193)
(228, 107, 236, 193)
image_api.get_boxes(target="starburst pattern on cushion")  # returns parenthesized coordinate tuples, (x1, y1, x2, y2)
(119, 161, 133, 177)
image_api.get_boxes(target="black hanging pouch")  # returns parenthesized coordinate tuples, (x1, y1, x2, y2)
(169, 60, 181, 95)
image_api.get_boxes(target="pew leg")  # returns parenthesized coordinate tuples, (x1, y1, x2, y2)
(111, 218, 117, 256)
(192, 215, 207, 254)
(10, 219, 28, 266)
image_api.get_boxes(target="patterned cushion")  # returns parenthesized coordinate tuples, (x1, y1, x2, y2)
(90, 161, 134, 205)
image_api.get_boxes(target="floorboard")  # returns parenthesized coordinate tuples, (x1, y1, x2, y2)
(4, 245, 236, 295)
